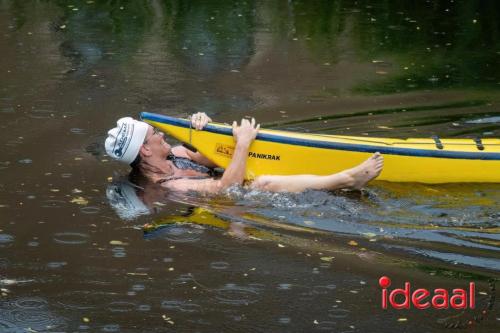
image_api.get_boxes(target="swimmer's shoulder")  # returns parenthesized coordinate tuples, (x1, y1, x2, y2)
(171, 145, 190, 159)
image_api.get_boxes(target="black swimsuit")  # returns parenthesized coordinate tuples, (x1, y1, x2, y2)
(156, 154, 222, 184)
(167, 154, 218, 176)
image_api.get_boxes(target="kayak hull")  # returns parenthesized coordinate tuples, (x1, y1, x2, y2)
(141, 112, 500, 183)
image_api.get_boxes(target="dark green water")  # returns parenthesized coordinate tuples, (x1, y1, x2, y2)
(0, 1, 499, 332)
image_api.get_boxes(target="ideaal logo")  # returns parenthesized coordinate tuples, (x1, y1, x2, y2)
(379, 276, 475, 310)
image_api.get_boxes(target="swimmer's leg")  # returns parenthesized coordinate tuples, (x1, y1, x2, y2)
(251, 153, 383, 193)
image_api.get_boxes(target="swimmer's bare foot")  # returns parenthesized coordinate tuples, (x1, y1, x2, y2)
(345, 153, 384, 189)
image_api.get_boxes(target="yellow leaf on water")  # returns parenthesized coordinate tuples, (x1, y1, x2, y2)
(278, 244, 285, 248)
(348, 240, 358, 246)
(109, 240, 128, 246)
(397, 318, 407, 322)
(70, 196, 88, 205)
(320, 256, 334, 262)
(82, 317, 90, 323)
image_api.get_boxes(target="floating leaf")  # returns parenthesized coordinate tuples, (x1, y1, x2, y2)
(397, 318, 407, 322)
(348, 240, 358, 246)
(109, 240, 128, 246)
(70, 197, 88, 205)
(320, 256, 334, 262)
(82, 317, 90, 323)
(278, 244, 285, 248)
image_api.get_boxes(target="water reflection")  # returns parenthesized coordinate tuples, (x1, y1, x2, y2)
(33, 0, 498, 94)
(136, 180, 499, 273)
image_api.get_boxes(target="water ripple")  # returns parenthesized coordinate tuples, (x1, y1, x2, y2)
(28, 109, 53, 119)
(102, 324, 120, 332)
(0, 234, 14, 245)
(328, 308, 350, 319)
(137, 304, 151, 312)
(12, 297, 47, 310)
(312, 284, 337, 295)
(210, 261, 230, 270)
(0, 258, 9, 269)
(108, 301, 136, 313)
(161, 300, 201, 313)
(315, 321, 337, 330)
(154, 226, 204, 243)
(41, 199, 67, 208)
(172, 274, 196, 286)
(80, 206, 101, 214)
(47, 261, 67, 269)
(70, 128, 87, 135)
(0, 297, 63, 332)
(0, 161, 10, 170)
(53, 232, 89, 245)
(214, 284, 261, 306)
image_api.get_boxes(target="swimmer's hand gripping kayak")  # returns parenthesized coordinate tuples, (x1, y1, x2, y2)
(140, 112, 500, 183)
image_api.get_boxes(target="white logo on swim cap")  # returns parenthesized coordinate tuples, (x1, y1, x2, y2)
(113, 123, 133, 158)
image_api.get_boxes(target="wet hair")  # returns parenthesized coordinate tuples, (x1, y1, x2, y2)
(128, 159, 148, 187)
(130, 154, 142, 169)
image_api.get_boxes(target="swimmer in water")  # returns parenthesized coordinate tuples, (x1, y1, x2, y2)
(105, 112, 383, 194)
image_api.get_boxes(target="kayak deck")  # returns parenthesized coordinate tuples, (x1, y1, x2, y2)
(141, 112, 500, 183)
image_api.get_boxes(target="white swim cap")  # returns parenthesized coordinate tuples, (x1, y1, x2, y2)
(106, 181, 150, 220)
(105, 117, 149, 164)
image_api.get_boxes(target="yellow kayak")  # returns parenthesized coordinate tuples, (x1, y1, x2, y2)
(141, 112, 500, 183)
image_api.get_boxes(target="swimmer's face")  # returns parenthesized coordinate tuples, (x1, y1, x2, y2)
(143, 125, 171, 157)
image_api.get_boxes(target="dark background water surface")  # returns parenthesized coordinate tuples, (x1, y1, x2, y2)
(0, 1, 499, 332)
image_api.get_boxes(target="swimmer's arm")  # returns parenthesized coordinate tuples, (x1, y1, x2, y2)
(164, 119, 258, 193)
(163, 142, 251, 193)
(228, 222, 249, 240)
(161, 178, 222, 193)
